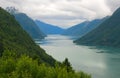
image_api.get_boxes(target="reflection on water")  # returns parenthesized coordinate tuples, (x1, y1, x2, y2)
(35, 35, 120, 78)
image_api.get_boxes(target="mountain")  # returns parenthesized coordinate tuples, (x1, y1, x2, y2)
(74, 7, 120, 47)
(62, 18, 108, 38)
(62, 21, 89, 37)
(35, 20, 65, 34)
(14, 13, 46, 39)
(0, 7, 92, 78)
(0, 7, 55, 65)
(6, 7, 46, 40)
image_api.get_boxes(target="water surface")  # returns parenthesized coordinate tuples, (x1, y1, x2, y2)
(36, 35, 120, 78)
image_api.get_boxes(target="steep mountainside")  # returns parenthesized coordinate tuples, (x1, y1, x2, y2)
(74, 8, 120, 47)
(0, 7, 55, 65)
(62, 18, 108, 38)
(35, 20, 65, 34)
(14, 13, 46, 39)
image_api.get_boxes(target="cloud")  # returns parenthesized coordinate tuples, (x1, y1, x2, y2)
(0, 0, 119, 28)
(105, 0, 120, 12)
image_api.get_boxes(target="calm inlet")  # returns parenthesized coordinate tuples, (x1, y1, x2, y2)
(36, 35, 120, 78)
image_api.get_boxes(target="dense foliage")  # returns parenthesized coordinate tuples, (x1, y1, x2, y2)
(0, 7, 55, 65)
(74, 7, 120, 47)
(0, 52, 91, 78)
(0, 7, 91, 78)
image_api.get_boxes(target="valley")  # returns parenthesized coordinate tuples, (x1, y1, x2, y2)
(0, 1, 120, 77)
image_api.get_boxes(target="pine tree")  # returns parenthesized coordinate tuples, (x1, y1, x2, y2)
(62, 58, 73, 72)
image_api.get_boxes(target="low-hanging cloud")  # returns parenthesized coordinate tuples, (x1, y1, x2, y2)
(106, 0, 120, 12)
(0, 0, 119, 28)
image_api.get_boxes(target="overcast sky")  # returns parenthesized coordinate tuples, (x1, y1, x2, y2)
(0, 0, 120, 28)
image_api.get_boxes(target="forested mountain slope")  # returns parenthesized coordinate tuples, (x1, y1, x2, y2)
(6, 7, 46, 40)
(0, 7, 55, 65)
(74, 8, 120, 47)
(0, 7, 91, 78)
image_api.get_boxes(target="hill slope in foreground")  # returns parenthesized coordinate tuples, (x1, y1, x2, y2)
(0, 7, 91, 78)
(0, 7, 55, 65)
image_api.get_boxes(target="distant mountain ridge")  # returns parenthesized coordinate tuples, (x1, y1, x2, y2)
(6, 7, 46, 40)
(74, 7, 120, 47)
(62, 17, 108, 38)
(35, 20, 65, 34)
(62, 21, 89, 37)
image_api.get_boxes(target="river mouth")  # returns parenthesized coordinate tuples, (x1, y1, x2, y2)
(35, 35, 120, 78)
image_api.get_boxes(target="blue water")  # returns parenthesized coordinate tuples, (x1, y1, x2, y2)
(36, 35, 120, 78)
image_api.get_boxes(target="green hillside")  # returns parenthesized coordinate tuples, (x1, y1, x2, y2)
(6, 7, 46, 40)
(0, 7, 91, 78)
(0, 7, 55, 65)
(74, 7, 120, 47)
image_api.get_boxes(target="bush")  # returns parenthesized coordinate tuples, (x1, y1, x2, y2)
(0, 53, 91, 78)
